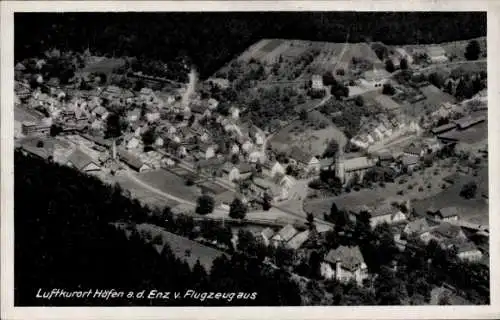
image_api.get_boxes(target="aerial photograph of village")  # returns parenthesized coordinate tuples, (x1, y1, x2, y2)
(13, 12, 489, 306)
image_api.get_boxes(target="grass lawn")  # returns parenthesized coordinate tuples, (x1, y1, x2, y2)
(15, 105, 43, 122)
(412, 165, 489, 225)
(137, 169, 201, 202)
(113, 174, 181, 209)
(304, 159, 474, 217)
(259, 39, 285, 53)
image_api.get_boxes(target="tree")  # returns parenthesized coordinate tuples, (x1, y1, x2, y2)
(322, 140, 339, 158)
(399, 58, 408, 70)
(306, 212, 315, 230)
(104, 113, 122, 139)
(195, 194, 215, 215)
(465, 40, 481, 61)
(385, 59, 395, 73)
(49, 124, 62, 137)
(274, 244, 295, 266)
(299, 109, 308, 122)
(354, 95, 364, 106)
(460, 181, 477, 199)
(141, 127, 156, 147)
(324, 230, 339, 249)
(382, 83, 395, 95)
(428, 72, 445, 88)
(354, 210, 372, 242)
(229, 198, 247, 219)
(322, 71, 337, 86)
(262, 192, 273, 211)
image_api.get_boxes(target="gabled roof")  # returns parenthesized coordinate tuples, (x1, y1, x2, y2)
(286, 230, 310, 250)
(253, 177, 274, 190)
(431, 222, 463, 239)
(80, 134, 112, 147)
(118, 148, 144, 170)
(343, 156, 375, 172)
(404, 218, 432, 235)
(196, 157, 225, 169)
(67, 148, 99, 171)
(454, 116, 486, 129)
(370, 203, 401, 217)
(324, 245, 365, 271)
(403, 145, 422, 155)
(261, 227, 275, 240)
(438, 207, 459, 218)
(238, 162, 254, 174)
(456, 241, 480, 254)
(426, 46, 446, 57)
(289, 146, 312, 164)
(431, 123, 457, 134)
(374, 95, 401, 111)
(273, 224, 298, 242)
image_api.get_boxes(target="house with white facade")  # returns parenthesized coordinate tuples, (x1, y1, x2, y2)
(321, 245, 368, 285)
(270, 161, 286, 178)
(289, 147, 320, 173)
(456, 242, 483, 262)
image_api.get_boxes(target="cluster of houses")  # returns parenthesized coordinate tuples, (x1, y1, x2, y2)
(251, 198, 487, 286)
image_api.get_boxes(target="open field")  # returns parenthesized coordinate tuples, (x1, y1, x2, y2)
(304, 158, 470, 217)
(440, 122, 488, 145)
(15, 105, 43, 122)
(136, 169, 201, 202)
(113, 173, 181, 210)
(270, 112, 347, 157)
(402, 37, 486, 61)
(419, 84, 456, 105)
(412, 165, 489, 226)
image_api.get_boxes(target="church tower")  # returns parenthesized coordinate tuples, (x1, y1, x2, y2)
(335, 149, 345, 184)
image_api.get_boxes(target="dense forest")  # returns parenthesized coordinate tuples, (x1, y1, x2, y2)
(14, 152, 301, 306)
(15, 12, 486, 79)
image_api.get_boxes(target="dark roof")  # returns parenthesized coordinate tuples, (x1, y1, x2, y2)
(273, 224, 299, 242)
(190, 103, 206, 114)
(67, 148, 99, 171)
(324, 246, 365, 271)
(80, 134, 112, 147)
(455, 116, 486, 129)
(370, 203, 400, 217)
(289, 146, 312, 164)
(118, 148, 144, 170)
(431, 123, 457, 135)
(377, 151, 394, 161)
(196, 157, 225, 169)
(431, 222, 463, 239)
(438, 207, 459, 218)
(455, 241, 479, 254)
(261, 227, 275, 240)
(404, 218, 431, 235)
(238, 162, 254, 174)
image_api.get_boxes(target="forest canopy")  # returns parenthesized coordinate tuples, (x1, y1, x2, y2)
(15, 12, 486, 79)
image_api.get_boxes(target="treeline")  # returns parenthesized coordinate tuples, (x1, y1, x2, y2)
(15, 12, 486, 79)
(14, 151, 301, 306)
